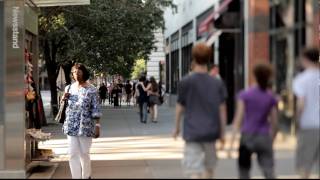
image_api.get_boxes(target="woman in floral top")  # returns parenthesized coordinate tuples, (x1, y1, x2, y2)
(62, 63, 101, 179)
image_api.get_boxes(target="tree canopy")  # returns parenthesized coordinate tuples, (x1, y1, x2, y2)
(38, 0, 174, 114)
(40, 0, 173, 78)
(131, 59, 146, 80)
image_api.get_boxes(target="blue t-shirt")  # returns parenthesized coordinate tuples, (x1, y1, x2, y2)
(177, 73, 227, 142)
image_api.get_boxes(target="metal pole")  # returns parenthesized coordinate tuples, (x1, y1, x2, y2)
(0, 0, 5, 171)
(244, 0, 249, 88)
(0, 0, 26, 178)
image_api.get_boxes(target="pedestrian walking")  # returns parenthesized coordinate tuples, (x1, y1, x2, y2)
(98, 83, 108, 106)
(292, 48, 320, 179)
(112, 83, 120, 108)
(158, 80, 165, 105)
(133, 80, 139, 107)
(209, 64, 221, 80)
(173, 43, 227, 178)
(125, 80, 133, 106)
(137, 76, 148, 123)
(139, 76, 161, 123)
(229, 63, 278, 179)
(61, 63, 101, 179)
(117, 79, 124, 107)
(108, 81, 114, 105)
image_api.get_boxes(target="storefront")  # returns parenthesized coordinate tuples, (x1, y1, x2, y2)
(269, 0, 319, 133)
(198, 0, 244, 124)
(201, 0, 318, 128)
(0, 0, 90, 178)
(164, 0, 318, 125)
(170, 31, 180, 94)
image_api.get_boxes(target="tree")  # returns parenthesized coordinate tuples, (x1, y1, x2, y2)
(39, 0, 174, 115)
(131, 59, 146, 80)
(39, 10, 70, 115)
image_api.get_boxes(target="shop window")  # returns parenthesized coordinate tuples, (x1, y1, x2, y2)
(170, 50, 179, 94)
(165, 54, 170, 93)
(181, 21, 193, 77)
(170, 31, 180, 94)
(196, 6, 214, 40)
(181, 44, 193, 77)
(214, 0, 241, 29)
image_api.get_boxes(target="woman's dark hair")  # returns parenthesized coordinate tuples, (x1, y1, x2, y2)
(139, 75, 146, 82)
(253, 63, 273, 91)
(150, 77, 158, 92)
(302, 48, 319, 63)
(71, 63, 90, 82)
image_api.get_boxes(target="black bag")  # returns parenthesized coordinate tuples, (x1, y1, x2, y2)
(55, 85, 71, 123)
(159, 96, 164, 105)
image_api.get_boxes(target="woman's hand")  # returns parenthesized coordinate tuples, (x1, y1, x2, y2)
(94, 124, 101, 138)
(172, 127, 180, 140)
(62, 92, 71, 101)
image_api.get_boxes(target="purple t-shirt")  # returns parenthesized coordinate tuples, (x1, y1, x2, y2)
(238, 87, 277, 135)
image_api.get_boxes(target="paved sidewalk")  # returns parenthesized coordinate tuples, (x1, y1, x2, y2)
(38, 103, 319, 179)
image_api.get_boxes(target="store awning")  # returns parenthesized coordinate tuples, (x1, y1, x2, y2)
(198, 0, 233, 34)
(206, 30, 222, 46)
(32, 0, 90, 7)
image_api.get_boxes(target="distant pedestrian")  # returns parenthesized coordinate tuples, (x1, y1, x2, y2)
(158, 80, 165, 105)
(137, 76, 148, 123)
(98, 83, 108, 106)
(133, 80, 139, 107)
(139, 76, 161, 123)
(108, 81, 114, 105)
(229, 63, 278, 179)
(209, 64, 221, 80)
(117, 79, 124, 107)
(61, 63, 101, 179)
(125, 80, 133, 106)
(292, 48, 320, 179)
(173, 43, 227, 178)
(112, 82, 120, 108)
(133, 82, 139, 106)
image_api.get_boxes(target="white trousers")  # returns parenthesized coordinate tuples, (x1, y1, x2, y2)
(67, 136, 92, 179)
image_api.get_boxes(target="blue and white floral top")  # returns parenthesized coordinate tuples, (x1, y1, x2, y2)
(63, 83, 101, 137)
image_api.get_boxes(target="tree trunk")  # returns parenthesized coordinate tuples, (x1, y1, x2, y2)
(62, 61, 73, 85)
(44, 40, 59, 116)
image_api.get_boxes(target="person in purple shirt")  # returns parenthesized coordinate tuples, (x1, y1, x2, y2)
(229, 63, 278, 179)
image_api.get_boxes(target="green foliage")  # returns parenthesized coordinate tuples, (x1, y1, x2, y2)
(39, 0, 173, 75)
(38, 0, 174, 112)
(131, 59, 146, 80)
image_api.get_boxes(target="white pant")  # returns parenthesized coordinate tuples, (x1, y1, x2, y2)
(67, 136, 92, 179)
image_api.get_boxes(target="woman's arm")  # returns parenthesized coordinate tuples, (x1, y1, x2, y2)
(228, 99, 245, 157)
(139, 82, 152, 92)
(91, 88, 102, 138)
(269, 106, 278, 142)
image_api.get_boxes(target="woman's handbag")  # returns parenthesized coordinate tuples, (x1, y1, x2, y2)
(55, 85, 71, 123)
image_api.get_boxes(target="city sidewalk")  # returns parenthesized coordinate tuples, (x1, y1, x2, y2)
(36, 101, 318, 179)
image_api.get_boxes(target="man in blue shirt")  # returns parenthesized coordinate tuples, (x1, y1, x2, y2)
(173, 43, 227, 178)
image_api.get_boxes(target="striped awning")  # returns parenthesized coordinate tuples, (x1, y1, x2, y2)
(32, 0, 90, 7)
(198, 0, 233, 34)
(206, 30, 222, 46)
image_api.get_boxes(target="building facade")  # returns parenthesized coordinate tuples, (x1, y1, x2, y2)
(146, 29, 166, 82)
(164, 0, 243, 124)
